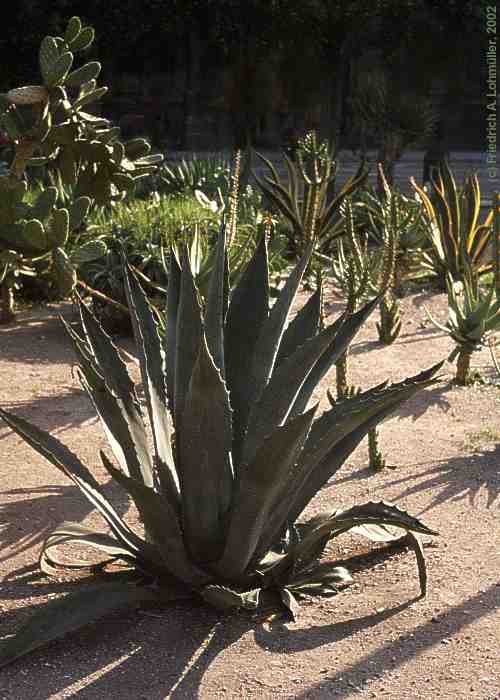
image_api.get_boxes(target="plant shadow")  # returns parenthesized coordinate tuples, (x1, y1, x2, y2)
(291, 583, 500, 699)
(0, 543, 422, 699)
(0, 303, 77, 366)
(382, 446, 500, 511)
(0, 480, 131, 568)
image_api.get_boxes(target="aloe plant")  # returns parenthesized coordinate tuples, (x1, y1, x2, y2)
(427, 265, 500, 385)
(0, 224, 442, 668)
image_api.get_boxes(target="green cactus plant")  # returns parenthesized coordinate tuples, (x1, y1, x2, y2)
(331, 199, 390, 471)
(0, 16, 162, 322)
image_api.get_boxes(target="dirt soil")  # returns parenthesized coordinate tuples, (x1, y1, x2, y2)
(1, 289, 499, 700)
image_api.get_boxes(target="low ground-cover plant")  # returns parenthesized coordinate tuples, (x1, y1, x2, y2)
(0, 222, 441, 668)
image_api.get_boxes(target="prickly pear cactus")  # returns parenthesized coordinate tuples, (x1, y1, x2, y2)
(0, 16, 163, 322)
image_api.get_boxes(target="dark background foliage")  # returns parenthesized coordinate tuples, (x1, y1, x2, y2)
(1, 1, 490, 149)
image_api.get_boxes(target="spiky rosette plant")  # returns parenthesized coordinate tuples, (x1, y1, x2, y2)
(0, 226, 442, 668)
(426, 265, 500, 385)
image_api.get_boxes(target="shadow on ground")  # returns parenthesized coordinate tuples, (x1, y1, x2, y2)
(0, 386, 96, 440)
(382, 446, 500, 511)
(2, 577, 498, 699)
(0, 305, 76, 366)
(291, 583, 500, 699)
(0, 480, 132, 567)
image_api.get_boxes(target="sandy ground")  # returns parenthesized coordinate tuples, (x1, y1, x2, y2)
(0, 288, 499, 699)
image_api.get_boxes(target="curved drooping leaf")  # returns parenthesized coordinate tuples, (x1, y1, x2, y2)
(40, 521, 136, 576)
(225, 233, 269, 463)
(0, 408, 149, 560)
(123, 265, 179, 504)
(0, 579, 160, 669)
(217, 406, 317, 580)
(178, 333, 234, 563)
(268, 500, 436, 595)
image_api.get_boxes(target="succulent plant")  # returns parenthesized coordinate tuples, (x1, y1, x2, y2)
(0, 16, 162, 322)
(331, 197, 392, 470)
(411, 161, 493, 285)
(254, 132, 367, 257)
(427, 265, 500, 385)
(0, 223, 442, 667)
(355, 184, 430, 293)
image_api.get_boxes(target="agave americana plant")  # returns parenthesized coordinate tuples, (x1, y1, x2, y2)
(0, 225, 441, 668)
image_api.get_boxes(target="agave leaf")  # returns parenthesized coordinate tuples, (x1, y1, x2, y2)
(406, 532, 427, 598)
(174, 247, 203, 427)
(276, 284, 322, 366)
(78, 302, 154, 487)
(249, 240, 314, 409)
(0, 408, 147, 559)
(201, 585, 260, 611)
(216, 406, 317, 581)
(0, 580, 160, 669)
(298, 365, 440, 476)
(225, 233, 269, 464)
(265, 362, 443, 541)
(289, 296, 379, 417)
(204, 220, 227, 375)
(165, 252, 181, 412)
(40, 521, 136, 576)
(242, 313, 352, 465)
(123, 265, 179, 504)
(178, 333, 234, 563)
(99, 452, 209, 585)
(279, 587, 300, 621)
